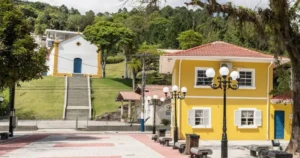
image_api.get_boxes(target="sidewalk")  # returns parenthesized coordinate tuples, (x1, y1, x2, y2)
(0, 132, 294, 158)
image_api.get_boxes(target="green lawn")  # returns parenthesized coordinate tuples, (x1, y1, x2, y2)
(15, 77, 65, 119)
(106, 61, 126, 78)
(0, 61, 129, 120)
(91, 78, 132, 117)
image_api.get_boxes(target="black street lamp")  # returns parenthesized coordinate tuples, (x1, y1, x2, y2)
(147, 95, 166, 134)
(205, 67, 240, 158)
(163, 85, 187, 149)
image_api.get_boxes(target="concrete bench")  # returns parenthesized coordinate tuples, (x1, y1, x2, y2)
(248, 145, 270, 157)
(190, 147, 213, 158)
(267, 150, 293, 158)
(0, 132, 9, 140)
(151, 134, 158, 141)
(158, 137, 172, 146)
(175, 142, 186, 154)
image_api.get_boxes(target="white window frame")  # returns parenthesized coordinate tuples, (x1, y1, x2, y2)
(237, 68, 256, 89)
(235, 108, 262, 129)
(188, 107, 212, 128)
(194, 67, 211, 88)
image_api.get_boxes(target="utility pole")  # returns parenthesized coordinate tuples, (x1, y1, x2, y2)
(133, 52, 159, 132)
(140, 52, 146, 132)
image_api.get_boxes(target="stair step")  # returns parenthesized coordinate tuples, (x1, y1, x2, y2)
(72, 74, 85, 77)
(67, 104, 89, 107)
(66, 109, 89, 120)
(65, 75, 91, 120)
(67, 106, 89, 110)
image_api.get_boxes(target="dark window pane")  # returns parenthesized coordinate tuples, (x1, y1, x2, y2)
(196, 69, 211, 86)
(239, 71, 253, 86)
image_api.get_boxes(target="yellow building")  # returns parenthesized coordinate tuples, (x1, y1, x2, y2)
(159, 41, 291, 140)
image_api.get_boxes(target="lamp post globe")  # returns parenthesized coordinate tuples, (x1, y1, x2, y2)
(163, 87, 169, 94)
(153, 95, 158, 100)
(172, 85, 178, 92)
(206, 68, 216, 78)
(181, 87, 187, 93)
(160, 97, 165, 102)
(230, 71, 240, 80)
(219, 66, 229, 76)
(147, 96, 152, 101)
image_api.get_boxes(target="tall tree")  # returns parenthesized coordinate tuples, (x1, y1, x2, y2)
(117, 28, 135, 79)
(0, 0, 48, 91)
(177, 30, 203, 49)
(69, 7, 80, 15)
(187, 0, 300, 153)
(83, 10, 95, 27)
(66, 14, 84, 31)
(59, 5, 69, 14)
(128, 58, 141, 90)
(147, 17, 172, 47)
(124, 15, 149, 44)
(84, 21, 133, 78)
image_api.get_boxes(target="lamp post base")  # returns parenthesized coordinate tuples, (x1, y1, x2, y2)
(9, 115, 13, 137)
(173, 127, 178, 149)
(152, 125, 156, 134)
(221, 139, 228, 158)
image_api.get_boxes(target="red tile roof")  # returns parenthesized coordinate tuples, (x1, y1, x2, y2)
(115, 91, 141, 102)
(271, 92, 292, 104)
(164, 41, 275, 58)
(272, 95, 292, 100)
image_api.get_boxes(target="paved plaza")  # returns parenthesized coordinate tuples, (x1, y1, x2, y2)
(0, 131, 289, 158)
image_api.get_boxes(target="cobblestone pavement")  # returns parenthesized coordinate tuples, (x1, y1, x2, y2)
(0, 133, 289, 158)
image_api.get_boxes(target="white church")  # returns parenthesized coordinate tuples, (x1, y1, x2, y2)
(46, 33, 101, 78)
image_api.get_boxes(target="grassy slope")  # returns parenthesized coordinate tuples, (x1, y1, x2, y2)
(91, 61, 133, 117)
(106, 61, 126, 78)
(0, 61, 130, 119)
(15, 77, 65, 119)
(91, 78, 132, 117)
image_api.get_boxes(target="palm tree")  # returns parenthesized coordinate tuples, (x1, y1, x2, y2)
(117, 28, 135, 79)
(128, 58, 141, 90)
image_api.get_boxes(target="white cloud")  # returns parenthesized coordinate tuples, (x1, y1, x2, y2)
(27, 0, 269, 14)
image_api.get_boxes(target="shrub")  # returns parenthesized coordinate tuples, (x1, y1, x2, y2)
(107, 55, 124, 64)
(161, 119, 170, 126)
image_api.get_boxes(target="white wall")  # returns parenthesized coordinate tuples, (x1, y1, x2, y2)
(144, 99, 171, 125)
(46, 49, 55, 76)
(56, 35, 98, 75)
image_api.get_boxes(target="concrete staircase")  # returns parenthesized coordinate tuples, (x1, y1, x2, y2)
(65, 74, 91, 120)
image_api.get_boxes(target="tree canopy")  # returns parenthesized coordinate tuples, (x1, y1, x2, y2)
(0, 0, 48, 91)
(83, 21, 135, 78)
(177, 30, 203, 49)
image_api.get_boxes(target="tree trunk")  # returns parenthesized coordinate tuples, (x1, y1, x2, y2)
(132, 72, 136, 91)
(286, 60, 300, 154)
(101, 49, 107, 78)
(124, 55, 128, 79)
(9, 85, 15, 137)
(101, 61, 106, 78)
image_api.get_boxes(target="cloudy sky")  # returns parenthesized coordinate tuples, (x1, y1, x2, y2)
(27, 0, 269, 14)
